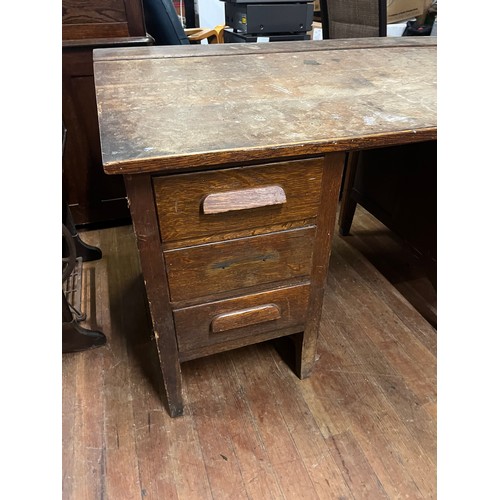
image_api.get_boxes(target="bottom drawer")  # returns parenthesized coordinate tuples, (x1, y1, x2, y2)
(173, 283, 310, 353)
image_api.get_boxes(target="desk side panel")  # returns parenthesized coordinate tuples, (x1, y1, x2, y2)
(123, 173, 183, 417)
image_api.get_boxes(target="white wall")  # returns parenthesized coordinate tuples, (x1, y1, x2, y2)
(198, 0, 225, 28)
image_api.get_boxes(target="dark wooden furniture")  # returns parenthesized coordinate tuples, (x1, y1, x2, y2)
(62, 198, 106, 353)
(94, 37, 436, 417)
(319, 0, 387, 39)
(62, 0, 152, 226)
(319, 0, 437, 284)
(62, 123, 106, 352)
(338, 141, 437, 282)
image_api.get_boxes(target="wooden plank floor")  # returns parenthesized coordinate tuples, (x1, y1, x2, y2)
(344, 205, 437, 329)
(63, 220, 436, 499)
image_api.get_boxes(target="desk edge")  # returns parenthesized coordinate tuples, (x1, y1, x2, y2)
(102, 127, 437, 175)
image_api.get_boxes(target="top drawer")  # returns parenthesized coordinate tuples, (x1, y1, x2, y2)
(153, 158, 323, 248)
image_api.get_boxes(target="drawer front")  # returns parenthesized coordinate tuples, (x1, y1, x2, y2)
(153, 158, 323, 248)
(164, 227, 315, 302)
(173, 284, 310, 352)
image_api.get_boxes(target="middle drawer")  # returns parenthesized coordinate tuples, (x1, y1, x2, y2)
(164, 227, 315, 303)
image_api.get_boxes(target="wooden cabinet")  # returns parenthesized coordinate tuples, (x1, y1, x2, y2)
(147, 157, 332, 366)
(62, 0, 147, 40)
(62, 0, 152, 226)
(120, 152, 344, 417)
(339, 141, 437, 273)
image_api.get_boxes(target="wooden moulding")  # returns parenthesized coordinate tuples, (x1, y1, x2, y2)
(63, 23, 130, 41)
(101, 129, 437, 176)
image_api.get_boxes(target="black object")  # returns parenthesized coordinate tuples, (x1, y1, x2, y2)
(143, 0, 190, 45)
(224, 30, 309, 42)
(222, 0, 314, 42)
(62, 294, 107, 353)
(63, 122, 106, 354)
(403, 18, 434, 36)
(63, 201, 103, 263)
(62, 222, 107, 353)
(225, 2, 313, 35)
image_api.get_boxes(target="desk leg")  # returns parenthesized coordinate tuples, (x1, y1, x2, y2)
(298, 152, 344, 378)
(124, 175, 184, 417)
(338, 151, 359, 236)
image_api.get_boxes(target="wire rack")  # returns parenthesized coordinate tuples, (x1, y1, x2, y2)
(63, 256, 86, 322)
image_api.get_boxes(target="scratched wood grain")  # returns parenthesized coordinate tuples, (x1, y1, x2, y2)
(164, 227, 315, 302)
(94, 38, 436, 174)
(94, 36, 436, 61)
(342, 204, 437, 329)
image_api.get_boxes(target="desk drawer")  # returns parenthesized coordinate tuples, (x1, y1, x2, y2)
(173, 283, 310, 353)
(164, 227, 315, 302)
(153, 158, 323, 248)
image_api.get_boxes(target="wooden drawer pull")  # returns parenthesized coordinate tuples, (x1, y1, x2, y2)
(202, 185, 286, 214)
(211, 304, 281, 333)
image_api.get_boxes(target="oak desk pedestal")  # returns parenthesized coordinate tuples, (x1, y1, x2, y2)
(94, 37, 437, 417)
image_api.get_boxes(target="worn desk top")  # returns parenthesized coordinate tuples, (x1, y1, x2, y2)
(94, 37, 436, 175)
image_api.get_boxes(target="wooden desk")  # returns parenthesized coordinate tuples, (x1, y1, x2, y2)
(94, 37, 436, 417)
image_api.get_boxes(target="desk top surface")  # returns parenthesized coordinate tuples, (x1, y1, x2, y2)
(94, 37, 436, 175)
